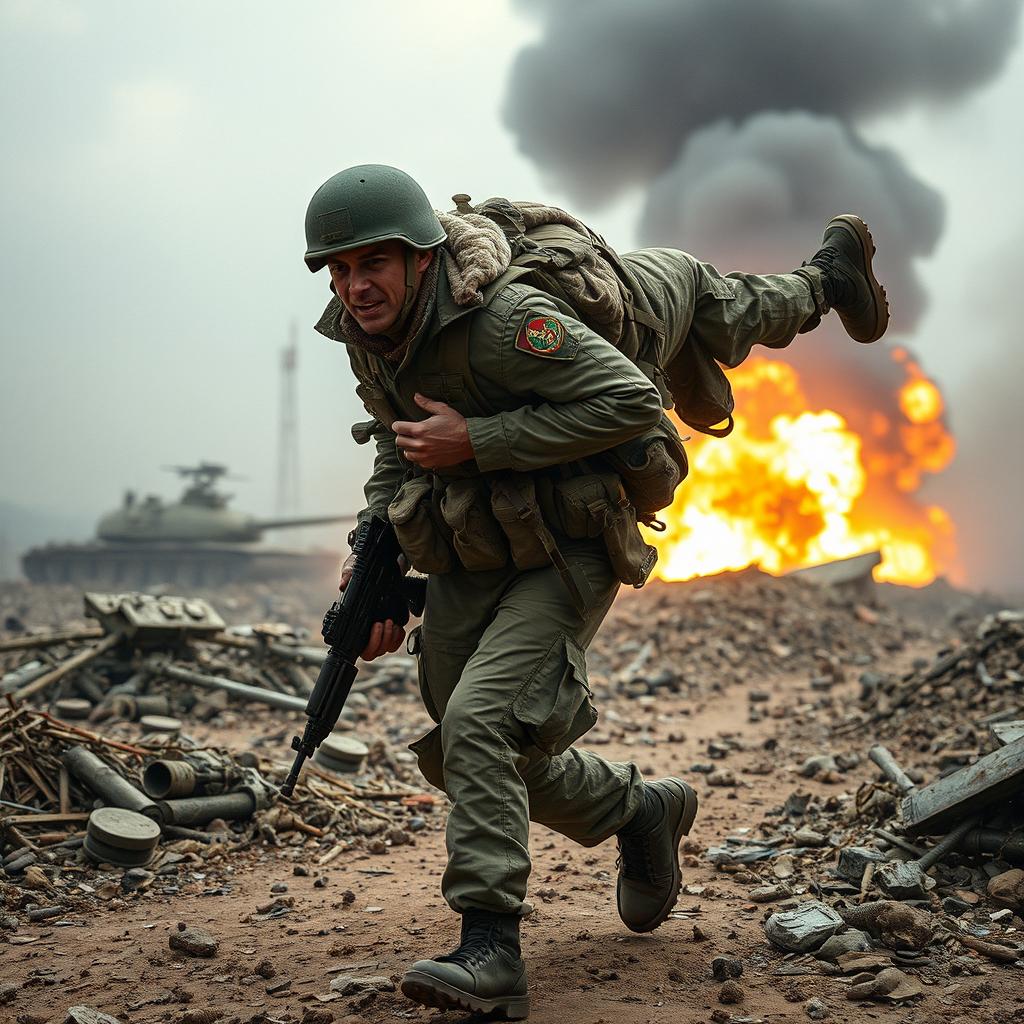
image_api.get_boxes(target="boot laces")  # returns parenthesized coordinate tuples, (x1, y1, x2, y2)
(616, 832, 659, 883)
(437, 917, 505, 970)
(807, 244, 855, 307)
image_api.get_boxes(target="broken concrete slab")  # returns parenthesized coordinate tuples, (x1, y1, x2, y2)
(764, 901, 844, 953)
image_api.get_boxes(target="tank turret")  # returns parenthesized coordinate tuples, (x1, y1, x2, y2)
(22, 463, 354, 587)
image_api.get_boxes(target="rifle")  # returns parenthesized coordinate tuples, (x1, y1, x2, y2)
(280, 515, 426, 797)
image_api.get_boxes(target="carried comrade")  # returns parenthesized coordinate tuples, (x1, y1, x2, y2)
(303, 163, 888, 1018)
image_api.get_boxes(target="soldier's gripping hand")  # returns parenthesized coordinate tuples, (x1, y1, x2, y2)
(393, 393, 475, 468)
(338, 552, 406, 661)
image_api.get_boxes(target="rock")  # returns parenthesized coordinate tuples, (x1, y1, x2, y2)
(839, 901, 934, 952)
(875, 861, 935, 901)
(329, 974, 396, 995)
(942, 895, 973, 917)
(176, 1012, 223, 1024)
(846, 967, 923, 1002)
(718, 981, 744, 1004)
(169, 924, 219, 958)
(791, 827, 827, 848)
(65, 1010, 125, 1024)
(270, 882, 289, 894)
(804, 998, 829, 1020)
(799, 754, 838, 778)
(0, 984, 16, 1004)
(706, 768, 736, 787)
(764, 902, 844, 953)
(815, 930, 871, 961)
(987, 868, 1024, 911)
(255, 958, 275, 979)
(302, 1011, 336, 1024)
(711, 956, 743, 981)
(749, 883, 792, 903)
(121, 868, 155, 892)
(836, 847, 886, 885)
(294, 864, 310, 876)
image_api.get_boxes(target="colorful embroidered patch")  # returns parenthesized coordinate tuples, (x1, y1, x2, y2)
(514, 314, 578, 359)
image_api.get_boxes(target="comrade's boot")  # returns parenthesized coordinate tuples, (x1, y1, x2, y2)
(616, 777, 699, 933)
(401, 908, 529, 1019)
(801, 214, 889, 343)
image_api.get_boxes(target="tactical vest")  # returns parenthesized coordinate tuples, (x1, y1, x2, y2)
(347, 268, 689, 611)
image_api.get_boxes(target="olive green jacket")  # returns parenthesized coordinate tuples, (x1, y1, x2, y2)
(316, 258, 667, 523)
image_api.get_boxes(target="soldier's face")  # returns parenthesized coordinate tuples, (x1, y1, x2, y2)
(327, 241, 432, 334)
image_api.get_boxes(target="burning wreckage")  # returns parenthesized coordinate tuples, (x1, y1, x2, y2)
(0, 575, 1023, 1013)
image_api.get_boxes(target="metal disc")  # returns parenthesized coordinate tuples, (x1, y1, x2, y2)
(139, 715, 182, 734)
(54, 698, 92, 720)
(319, 734, 369, 763)
(87, 807, 161, 850)
(83, 834, 154, 867)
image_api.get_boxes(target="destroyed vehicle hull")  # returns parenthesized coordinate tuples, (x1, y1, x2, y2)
(21, 542, 340, 587)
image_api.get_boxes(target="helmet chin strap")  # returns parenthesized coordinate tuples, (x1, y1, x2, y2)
(385, 248, 420, 340)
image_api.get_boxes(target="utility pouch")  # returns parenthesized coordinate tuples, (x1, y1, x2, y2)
(489, 475, 551, 570)
(554, 472, 657, 587)
(440, 478, 508, 571)
(604, 414, 689, 520)
(387, 475, 452, 575)
(354, 381, 399, 430)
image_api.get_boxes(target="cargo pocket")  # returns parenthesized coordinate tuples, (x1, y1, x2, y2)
(512, 634, 597, 756)
(440, 479, 509, 571)
(408, 726, 446, 793)
(605, 416, 689, 519)
(355, 382, 399, 429)
(388, 475, 452, 575)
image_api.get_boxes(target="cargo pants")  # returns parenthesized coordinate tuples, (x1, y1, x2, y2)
(409, 540, 643, 915)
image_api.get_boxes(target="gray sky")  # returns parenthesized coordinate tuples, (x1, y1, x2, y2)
(2, 1, 1022, 589)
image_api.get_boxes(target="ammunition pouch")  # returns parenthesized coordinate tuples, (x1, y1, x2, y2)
(440, 478, 508, 571)
(548, 472, 657, 588)
(387, 475, 452, 575)
(604, 414, 688, 521)
(489, 474, 551, 570)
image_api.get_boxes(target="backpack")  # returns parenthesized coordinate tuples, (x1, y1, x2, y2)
(455, 195, 736, 439)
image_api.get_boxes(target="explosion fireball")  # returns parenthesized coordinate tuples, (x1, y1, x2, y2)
(648, 349, 957, 586)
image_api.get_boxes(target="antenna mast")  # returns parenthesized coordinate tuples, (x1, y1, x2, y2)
(276, 321, 300, 514)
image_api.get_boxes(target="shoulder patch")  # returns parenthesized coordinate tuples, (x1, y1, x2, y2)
(514, 313, 579, 360)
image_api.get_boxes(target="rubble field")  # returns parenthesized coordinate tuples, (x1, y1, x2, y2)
(1, 572, 1022, 1024)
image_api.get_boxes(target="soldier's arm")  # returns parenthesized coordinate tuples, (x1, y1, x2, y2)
(358, 423, 405, 526)
(465, 291, 663, 473)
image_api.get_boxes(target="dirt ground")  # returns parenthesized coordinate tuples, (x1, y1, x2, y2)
(2, 582, 1022, 1024)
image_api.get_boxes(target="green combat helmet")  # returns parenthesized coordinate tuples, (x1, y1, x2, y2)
(303, 164, 445, 270)
(304, 164, 446, 326)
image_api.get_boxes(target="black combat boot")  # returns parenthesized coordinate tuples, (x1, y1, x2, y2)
(401, 908, 529, 1019)
(801, 214, 889, 343)
(616, 778, 699, 933)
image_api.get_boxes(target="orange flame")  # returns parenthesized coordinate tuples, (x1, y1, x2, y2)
(647, 351, 957, 586)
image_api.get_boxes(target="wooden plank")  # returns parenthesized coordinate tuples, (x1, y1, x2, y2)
(0, 627, 104, 652)
(991, 720, 1024, 747)
(902, 737, 1024, 835)
(13, 633, 119, 701)
(3, 812, 91, 826)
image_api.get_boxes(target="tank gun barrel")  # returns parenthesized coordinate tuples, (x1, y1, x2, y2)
(252, 514, 352, 531)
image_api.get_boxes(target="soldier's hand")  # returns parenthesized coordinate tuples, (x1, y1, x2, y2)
(394, 394, 475, 469)
(360, 619, 405, 661)
(339, 553, 357, 591)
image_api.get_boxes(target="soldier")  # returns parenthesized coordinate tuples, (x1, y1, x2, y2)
(303, 164, 887, 1019)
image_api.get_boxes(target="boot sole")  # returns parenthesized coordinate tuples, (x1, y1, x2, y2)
(827, 214, 889, 343)
(619, 778, 699, 934)
(401, 971, 530, 1019)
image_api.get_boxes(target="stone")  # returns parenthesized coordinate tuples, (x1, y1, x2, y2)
(270, 882, 289, 894)
(987, 868, 1024, 911)
(65, 1010, 125, 1024)
(799, 754, 838, 778)
(255, 958, 275, 979)
(706, 768, 736, 787)
(711, 956, 743, 981)
(749, 883, 792, 903)
(804, 998, 829, 1020)
(815, 929, 871, 961)
(169, 924, 219, 958)
(121, 868, 155, 892)
(875, 861, 935, 901)
(836, 846, 886, 885)
(329, 974, 396, 995)
(718, 981, 744, 1004)
(942, 895, 973, 917)
(839, 901, 934, 952)
(846, 967, 923, 1002)
(764, 901, 844, 953)
(791, 827, 827, 848)
(0, 983, 16, 1004)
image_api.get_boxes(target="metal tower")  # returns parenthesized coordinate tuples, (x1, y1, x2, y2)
(276, 321, 300, 514)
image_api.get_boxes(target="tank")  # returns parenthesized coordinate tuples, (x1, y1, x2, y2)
(21, 463, 354, 587)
